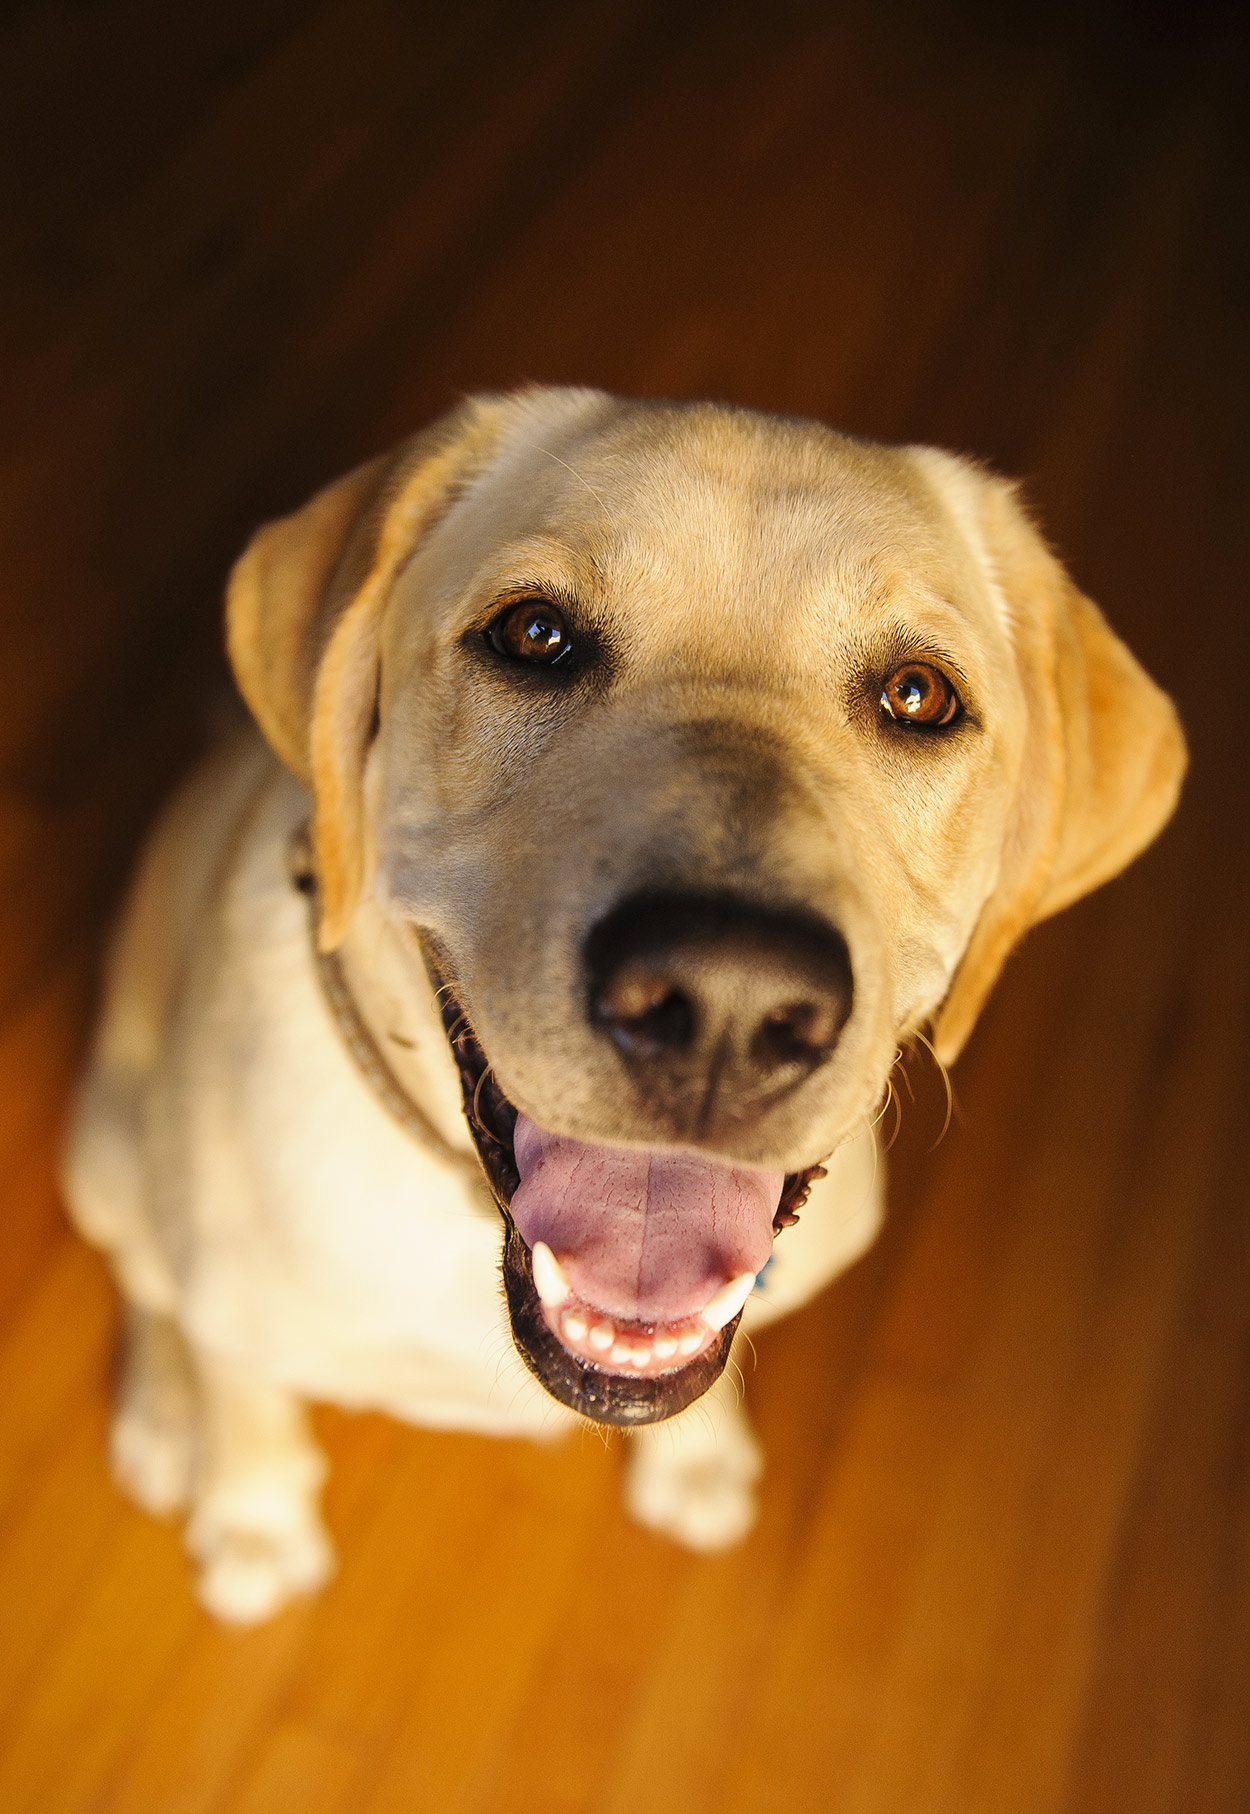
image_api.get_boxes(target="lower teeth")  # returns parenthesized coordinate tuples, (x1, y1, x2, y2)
(554, 1305, 708, 1370)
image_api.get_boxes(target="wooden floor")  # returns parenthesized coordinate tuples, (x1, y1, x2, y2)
(1, 2, 1247, 1808)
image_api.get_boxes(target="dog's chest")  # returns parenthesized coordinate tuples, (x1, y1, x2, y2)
(166, 784, 570, 1436)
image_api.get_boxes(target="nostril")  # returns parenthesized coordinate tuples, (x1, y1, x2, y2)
(751, 999, 841, 1069)
(594, 968, 696, 1057)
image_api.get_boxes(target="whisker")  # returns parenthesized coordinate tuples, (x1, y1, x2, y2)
(860, 1113, 882, 1199)
(871, 1074, 903, 1152)
(912, 1029, 956, 1149)
(888, 1077, 904, 1150)
(534, 444, 611, 518)
(869, 1078, 894, 1133)
(584, 1417, 612, 1454)
(471, 1061, 498, 1133)
(690, 1400, 717, 1443)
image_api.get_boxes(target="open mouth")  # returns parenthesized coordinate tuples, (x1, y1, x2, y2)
(431, 965, 822, 1427)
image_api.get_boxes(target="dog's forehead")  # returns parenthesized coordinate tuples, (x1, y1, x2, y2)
(440, 401, 1000, 650)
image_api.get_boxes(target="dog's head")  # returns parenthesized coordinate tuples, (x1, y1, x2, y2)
(228, 387, 1185, 1424)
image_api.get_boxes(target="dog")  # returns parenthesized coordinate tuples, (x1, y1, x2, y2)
(62, 386, 1185, 1622)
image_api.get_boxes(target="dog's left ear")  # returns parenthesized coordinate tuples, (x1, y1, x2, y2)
(925, 463, 1186, 1063)
(227, 398, 509, 947)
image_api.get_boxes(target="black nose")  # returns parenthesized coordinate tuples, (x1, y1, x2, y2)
(585, 894, 852, 1113)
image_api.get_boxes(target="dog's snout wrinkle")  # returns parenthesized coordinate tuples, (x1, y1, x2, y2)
(695, 1028, 733, 1139)
(586, 893, 853, 1132)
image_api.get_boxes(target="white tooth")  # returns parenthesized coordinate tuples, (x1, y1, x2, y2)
(531, 1241, 571, 1308)
(609, 1341, 632, 1364)
(562, 1310, 588, 1343)
(628, 1343, 651, 1367)
(700, 1271, 757, 1332)
(588, 1322, 614, 1353)
(678, 1328, 704, 1356)
(653, 1333, 678, 1361)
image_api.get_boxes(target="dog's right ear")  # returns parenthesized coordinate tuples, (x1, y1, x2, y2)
(226, 397, 511, 945)
(226, 452, 394, 782)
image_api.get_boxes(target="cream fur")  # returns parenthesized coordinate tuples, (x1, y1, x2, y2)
(63, 387, 1182, 1621)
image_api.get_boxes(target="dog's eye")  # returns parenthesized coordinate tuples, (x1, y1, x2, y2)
(486, 599, 573, 666)
(880, 662, 961, 728)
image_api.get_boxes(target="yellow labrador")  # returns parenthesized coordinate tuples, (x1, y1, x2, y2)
(63, 387, 1184, 1621)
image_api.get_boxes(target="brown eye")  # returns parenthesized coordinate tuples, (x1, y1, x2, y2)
(486, 599, 573, 665)
(880, 662, 961, 728)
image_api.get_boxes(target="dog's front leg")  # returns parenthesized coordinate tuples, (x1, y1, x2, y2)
(623, 1365, 763, 1553)
(185, 1351, 333, 1624)
(110, 1305, 199, 1516)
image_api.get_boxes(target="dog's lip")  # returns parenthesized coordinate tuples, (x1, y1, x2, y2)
(500, 1221, 741, 1423)
(428, 964, 821, 1423)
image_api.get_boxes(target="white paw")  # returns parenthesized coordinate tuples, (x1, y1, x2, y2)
(110, 1403, 194, 1516)
(625, 1427, 763, 1553)
(191, 1515, 334, 1624)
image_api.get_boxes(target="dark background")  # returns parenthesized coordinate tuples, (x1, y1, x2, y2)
(0, 3, 1247, 1810)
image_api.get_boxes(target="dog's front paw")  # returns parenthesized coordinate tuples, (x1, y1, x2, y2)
(625, 1407, 763, 1553)
(188, 1502, 334, 1624)
(194, 1524, 333, 1624)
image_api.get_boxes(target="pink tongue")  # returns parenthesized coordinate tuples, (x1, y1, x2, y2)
(509, 1115, 784, 1325)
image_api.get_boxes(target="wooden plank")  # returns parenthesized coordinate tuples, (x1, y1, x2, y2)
(229, 1722, 359, 1814)
(0, 1239, 116, 1534)
(0, 1511, 198, 1814)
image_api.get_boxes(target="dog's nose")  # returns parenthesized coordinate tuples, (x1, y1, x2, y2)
(586, 894, 853, 1100)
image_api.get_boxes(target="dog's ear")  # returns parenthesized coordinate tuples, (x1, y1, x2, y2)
(927, 467, 1185, 1064)
(226, 398, 509, 947)
(227, 452, 393, 780)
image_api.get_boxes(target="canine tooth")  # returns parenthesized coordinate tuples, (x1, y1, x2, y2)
(700, 1271, 757, 1332)
(531, 1241, 571, 1308)
(678, 1328, 704, 1356)
(588, 1322, 614, 1353)
(653, 1333, 678, 1361)
(562, 1310, 588, 1343)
